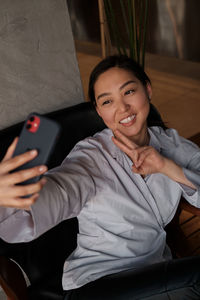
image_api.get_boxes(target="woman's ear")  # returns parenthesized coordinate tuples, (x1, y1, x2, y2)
(146, 83, 152, 100)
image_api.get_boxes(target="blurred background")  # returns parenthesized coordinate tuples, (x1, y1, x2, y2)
(67, 0, 200, 63)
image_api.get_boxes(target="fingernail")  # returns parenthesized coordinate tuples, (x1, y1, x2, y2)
(30, 150, 37, 156)
(39, 166, 47, 172)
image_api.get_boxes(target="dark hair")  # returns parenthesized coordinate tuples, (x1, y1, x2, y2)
(88, 55, 151, 106)
(88, 55, 167, 129)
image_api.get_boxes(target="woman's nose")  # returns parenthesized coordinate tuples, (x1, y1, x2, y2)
(117, 98, 130, 112)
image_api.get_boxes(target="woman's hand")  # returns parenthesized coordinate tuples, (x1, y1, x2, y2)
(112, 130, 196, 189)
(0, 138, 47, 209)
(112, 130, 166, 175)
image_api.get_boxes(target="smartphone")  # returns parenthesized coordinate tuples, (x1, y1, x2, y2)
(12, 112, 60, 185)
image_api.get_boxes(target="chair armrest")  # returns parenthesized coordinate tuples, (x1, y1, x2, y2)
(180, 132, 200, 216)
(0, 218, 79, 299)
(180, 198, 200, 216)
(0, 256, 28, 300)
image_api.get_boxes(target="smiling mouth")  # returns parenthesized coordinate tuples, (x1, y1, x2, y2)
(119, 114, 136, 124)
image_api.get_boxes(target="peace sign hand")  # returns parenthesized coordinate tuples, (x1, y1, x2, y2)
(112, 130, 166, 176)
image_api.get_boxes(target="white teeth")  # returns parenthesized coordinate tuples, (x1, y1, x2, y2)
(120, 114, 135, 124)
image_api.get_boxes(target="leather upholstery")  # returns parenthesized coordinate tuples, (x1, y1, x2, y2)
(64, 255, 200, 300)
(0, 102, 106, 169)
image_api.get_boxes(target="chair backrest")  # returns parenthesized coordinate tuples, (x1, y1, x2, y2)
(0, 102, 106, 169)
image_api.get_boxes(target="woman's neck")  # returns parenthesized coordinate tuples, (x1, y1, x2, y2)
(130, 128, 150, 147)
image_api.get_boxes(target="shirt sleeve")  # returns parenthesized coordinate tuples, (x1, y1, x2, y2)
(0, 141, 97, 243)
(0, 208, 34, 242)
(159, 128, 200, 208)
(179, 151, 200, 207)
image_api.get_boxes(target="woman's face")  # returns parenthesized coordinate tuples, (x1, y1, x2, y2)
(94, 67, 152, 143)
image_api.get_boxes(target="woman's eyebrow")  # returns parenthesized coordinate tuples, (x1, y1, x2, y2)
(119, 80, 136, 90)
(97, 92, 111, 101)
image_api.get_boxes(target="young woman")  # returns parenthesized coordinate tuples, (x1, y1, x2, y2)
(0, 55, 200, 299)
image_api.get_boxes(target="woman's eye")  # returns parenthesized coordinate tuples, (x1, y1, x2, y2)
(102, 100, 111, 106)
(125, 89, 135, 95)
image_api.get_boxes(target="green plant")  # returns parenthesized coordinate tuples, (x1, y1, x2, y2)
(103, 0, 149, 68)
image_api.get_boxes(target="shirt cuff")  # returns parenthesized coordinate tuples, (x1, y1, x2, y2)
(179, 168, 200, 207)
(179, 183, 196, 196)
(183, 167, 200, 190)
(0, 209, 34, 243)
(0, 207, 17, 222)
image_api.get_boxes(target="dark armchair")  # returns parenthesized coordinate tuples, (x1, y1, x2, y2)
(0, 102, 200, 300)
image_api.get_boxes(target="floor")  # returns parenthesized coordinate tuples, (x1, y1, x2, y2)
(75, 44, 200, 258)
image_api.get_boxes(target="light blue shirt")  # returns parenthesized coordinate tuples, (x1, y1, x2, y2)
(1, 127, 200, 290)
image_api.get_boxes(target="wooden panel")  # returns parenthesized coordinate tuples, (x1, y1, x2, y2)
(181, 216, 200, 237)
(179, 210, 194, 224)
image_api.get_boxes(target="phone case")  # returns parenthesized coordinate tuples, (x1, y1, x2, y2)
(13, 112, 60, 185)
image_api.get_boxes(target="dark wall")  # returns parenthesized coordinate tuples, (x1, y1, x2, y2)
(67, 0, 100, 42)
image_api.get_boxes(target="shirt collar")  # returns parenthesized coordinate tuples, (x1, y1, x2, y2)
(148, 127, 162, 153)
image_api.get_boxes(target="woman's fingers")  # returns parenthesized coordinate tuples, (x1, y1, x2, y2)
(2, 137, 19, 162)
(0, 165, 47, 186)
(112, 136, 131, 152)
(134, 147, 150, 168)
(0, 177, 47, 208)
(0, 149, 38, 175)
(13, 178, 47, 198)
(112, 130, 139, 163)
(0, 140, 48, 209)
(112, 136, 139, 163)
(114, 130, 138, 149)
(112, 131, 149, 166)
(112, 130, 165, 175)
(132, 147, 166, 175)
(0, 193, 39, 209)
(1, 177, 47, 198)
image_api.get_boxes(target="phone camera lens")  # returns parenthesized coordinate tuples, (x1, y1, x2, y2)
(26, 124, 32, 130)
(29, 116, 35, 122)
